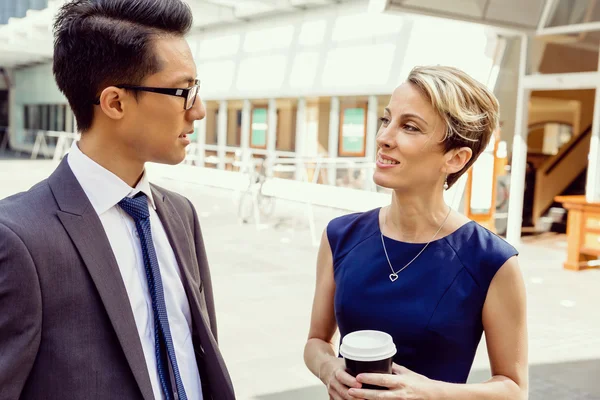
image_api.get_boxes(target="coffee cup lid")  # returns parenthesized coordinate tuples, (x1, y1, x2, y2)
(339, 330, 397, 362)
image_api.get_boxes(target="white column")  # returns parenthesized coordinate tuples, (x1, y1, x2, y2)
(365, 95, 379, 190)
(240, 99, 251, 166)
(8, 86, 16, 149)
(295, 97, 307, 181)
(587, 107, 600, 202)
(506, 35, 530, 246)
(196, 116, 206, 167)
(73, 110, 78, 133)
(267, 98, 277, 164)
(217, 100, 227, 170)
(537, 0, 556, 31)
(586, 49, 600, 202)
(65, 107, 73, 133)
(328, 96, 340, 185)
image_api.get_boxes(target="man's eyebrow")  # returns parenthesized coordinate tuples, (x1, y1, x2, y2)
(172, 76, 197, 85)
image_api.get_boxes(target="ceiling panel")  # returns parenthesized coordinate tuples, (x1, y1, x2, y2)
(388, 0, 546, 30)
(400, 0, 485, 18)
(485, 0, 545, 28)
(0, 0, 347, 68)
(185, 0, 343, 28)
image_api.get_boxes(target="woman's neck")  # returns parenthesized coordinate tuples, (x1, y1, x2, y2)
(383, 189, 451, 243)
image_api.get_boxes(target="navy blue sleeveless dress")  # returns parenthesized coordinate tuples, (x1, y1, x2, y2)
(327, 208, 518, 384)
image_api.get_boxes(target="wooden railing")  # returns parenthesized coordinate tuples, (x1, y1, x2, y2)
(532, 126, 591, 224)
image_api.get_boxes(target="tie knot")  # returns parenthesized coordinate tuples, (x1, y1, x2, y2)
(118, 193, 150, 221)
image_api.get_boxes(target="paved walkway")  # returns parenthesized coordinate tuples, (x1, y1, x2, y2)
(1, 160, 600, 399)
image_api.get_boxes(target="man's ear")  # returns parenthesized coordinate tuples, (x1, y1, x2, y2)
(98, 86, 129, 121)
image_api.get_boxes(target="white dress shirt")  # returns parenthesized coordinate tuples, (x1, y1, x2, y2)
(67, 143, 203, 400)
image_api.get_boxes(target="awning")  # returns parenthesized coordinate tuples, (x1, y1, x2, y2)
(0, 0, 349, 69)
(369, 0, 547, 34)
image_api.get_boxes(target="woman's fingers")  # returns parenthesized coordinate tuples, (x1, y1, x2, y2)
(335, 368, 362, 389)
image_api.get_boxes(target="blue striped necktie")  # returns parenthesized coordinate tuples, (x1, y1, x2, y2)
(119, 193, 188, 400)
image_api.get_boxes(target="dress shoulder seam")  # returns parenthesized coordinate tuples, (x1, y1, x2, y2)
(335, 229, 380, 267)
(442, 235, 481, 290)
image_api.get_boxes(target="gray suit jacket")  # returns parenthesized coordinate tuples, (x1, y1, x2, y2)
(0, 158, 236, 400)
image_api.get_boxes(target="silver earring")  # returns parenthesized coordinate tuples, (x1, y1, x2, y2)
(443, 178, 449, 190)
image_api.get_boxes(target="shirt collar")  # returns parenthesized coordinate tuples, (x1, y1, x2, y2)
(67, 141, 156, 216)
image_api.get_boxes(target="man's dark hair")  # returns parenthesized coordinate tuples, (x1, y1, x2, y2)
(53, 0, 193, 132)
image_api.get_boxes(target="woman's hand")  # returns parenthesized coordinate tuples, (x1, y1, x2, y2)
(321, 357, 363, 400)
(348, 364, 440, 400)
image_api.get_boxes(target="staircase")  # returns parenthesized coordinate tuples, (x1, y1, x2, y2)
(531, 125, 591, 226)
(547, 169, 588, 233)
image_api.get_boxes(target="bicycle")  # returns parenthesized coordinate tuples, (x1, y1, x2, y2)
(237, 158, 276, 224)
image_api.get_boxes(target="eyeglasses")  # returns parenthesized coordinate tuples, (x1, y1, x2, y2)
(93, 79, 200, 110)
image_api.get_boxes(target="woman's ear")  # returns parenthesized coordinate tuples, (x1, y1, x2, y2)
(445, 147, 472, 175)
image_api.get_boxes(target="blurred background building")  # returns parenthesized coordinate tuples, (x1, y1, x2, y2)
(1, 0, 600, 270)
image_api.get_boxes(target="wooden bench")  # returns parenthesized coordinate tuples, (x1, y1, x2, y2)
(555, 195, 600, 271)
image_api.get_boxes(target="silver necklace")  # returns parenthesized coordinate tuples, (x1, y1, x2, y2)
(380, 207, 452, 282)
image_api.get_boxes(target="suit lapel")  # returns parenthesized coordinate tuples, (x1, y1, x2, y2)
(49, 158, 155, 400)
(152, 187, 235, 400)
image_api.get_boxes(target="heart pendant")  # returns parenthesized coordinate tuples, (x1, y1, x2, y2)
(389, 273, 399, 282)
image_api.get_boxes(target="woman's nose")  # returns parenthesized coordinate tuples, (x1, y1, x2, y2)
(376, 126, 394, 149)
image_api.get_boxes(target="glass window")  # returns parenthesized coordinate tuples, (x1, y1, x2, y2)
(276, 101, 297, 152)
(251, 108, 268, 148)
(243, 26, 294, 53)
(339, 106, 367, 156)
(23, 106, 30, 130)
(49, 105, 57, 131)
(28, 105, 40, 130)
(56, 105, 66, 132)
(299, 20, 326, 46)
(545, 0, 600, 28)
(40, 105, 49, 130)
(237, 55, 286, 91)
(227, 108, 242, 147)
(205, 105, 219, 145)
(198, 34, 240, 60)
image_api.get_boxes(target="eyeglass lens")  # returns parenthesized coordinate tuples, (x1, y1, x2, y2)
(186, 86, 198, 110)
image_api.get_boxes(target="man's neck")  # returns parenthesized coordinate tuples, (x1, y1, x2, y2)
(77, 134, 144, 188)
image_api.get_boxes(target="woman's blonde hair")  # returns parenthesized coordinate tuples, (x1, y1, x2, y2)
(407, 65, 499, 188)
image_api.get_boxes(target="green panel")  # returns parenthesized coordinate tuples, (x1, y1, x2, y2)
(341, 108, 365, 154)
(251, 108, 268, 147)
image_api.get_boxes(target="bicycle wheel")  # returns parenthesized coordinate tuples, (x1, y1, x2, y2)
(237, 191, 255, 223)
(258, 194, 275, 217)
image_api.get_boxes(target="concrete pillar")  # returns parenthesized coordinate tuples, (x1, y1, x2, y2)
(195, 115, 206, 167)
(72, 110, 78, 134)
(267, 98, 277, 167)
(295, 97, 307, 180)
(217, 100, 227, 170)
(506, 35, 530, 246)
(365, 95, 379, 190)
(8, 84, 16, 148)
(328, 96, 340, 185)
(241, 99, 251, 165)
(586, 49, 600, 203)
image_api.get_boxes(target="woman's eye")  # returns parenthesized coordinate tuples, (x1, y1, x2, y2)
(378, 117, 390, 124)
(404, 124, 420, 133)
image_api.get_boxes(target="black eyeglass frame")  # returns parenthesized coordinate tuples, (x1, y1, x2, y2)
(93, 79, 200, 110)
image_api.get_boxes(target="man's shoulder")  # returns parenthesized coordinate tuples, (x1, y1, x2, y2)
(150, 183, 194, 214)
(0, 179, 53, 223)
(0, 180, 56, 249)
